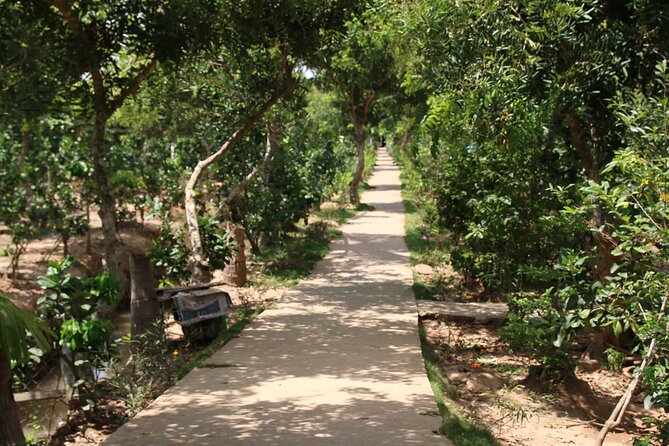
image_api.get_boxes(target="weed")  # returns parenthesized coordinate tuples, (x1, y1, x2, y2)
(488, 388, 534, 435)
(604, 347, 625, 372)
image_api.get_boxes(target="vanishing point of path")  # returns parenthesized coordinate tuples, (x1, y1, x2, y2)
(104, 150, 450, 445)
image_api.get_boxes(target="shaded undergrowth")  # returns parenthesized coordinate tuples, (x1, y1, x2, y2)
(248, 222, 342, 288)
(401, 160, 498, 445)
(400, 170, 450, 301)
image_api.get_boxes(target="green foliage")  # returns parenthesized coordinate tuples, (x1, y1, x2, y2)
(604, 348, 625, 373)
(500, 293, 575, 379)
(198, 215, 237, 270)
(37, 258, 121, 321)
(35, 258, 120, 398)
(59, 318, 114, 354)
(634, 417, 669, 446)
(148, 220, 190, 287)
(0, 294, 55, 366)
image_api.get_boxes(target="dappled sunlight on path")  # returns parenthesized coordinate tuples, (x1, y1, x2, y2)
(103, 149, 450, 445)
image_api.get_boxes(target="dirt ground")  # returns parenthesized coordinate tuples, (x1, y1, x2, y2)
(422, 317, 660, 446)
(0, 209, 159, 311)
(415, 260, 663, 445)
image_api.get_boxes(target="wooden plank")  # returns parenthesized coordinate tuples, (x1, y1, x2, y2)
(14, 390, 65, 403)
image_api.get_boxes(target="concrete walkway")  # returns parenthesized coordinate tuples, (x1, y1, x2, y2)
(104, 150, 449, 445)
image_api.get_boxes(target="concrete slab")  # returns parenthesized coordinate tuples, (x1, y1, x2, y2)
(417, 300, 508, 323)
(104, 150, 450, 445)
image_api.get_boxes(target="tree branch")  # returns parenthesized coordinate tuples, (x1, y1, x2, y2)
(224, 122, 277, 206)
(44, 0, 84, 37)
(108, 58, 158, 115)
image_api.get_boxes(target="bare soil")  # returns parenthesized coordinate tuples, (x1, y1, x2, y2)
(422, 317, 660, 445)
(0, 210, 159, 311)
(416, 262, 662, 445)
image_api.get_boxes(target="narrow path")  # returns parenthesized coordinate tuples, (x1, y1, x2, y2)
(104, 150, 449, 445)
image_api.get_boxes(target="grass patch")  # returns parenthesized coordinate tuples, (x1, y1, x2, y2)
(249, 232, 331, 287)
(419, 323, 500, 446)
(400, 172, 440, 301)
(401, 183, 433, 261)
(355, 203, 375, 211)
(314, 206, 356, 225)
(249, 205, 357, 288)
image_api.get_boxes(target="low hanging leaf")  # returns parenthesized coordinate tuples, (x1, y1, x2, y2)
(0, 294, 55, 364)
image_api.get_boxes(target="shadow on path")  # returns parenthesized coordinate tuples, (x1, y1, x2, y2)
(104, 150, 449, 446)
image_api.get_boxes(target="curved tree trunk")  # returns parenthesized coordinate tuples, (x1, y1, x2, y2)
(218, 121, 278, 219)
(399, 128, 413, 161)
(349, 128, 365, 205)
(185, 82, 293, 284)
(0, 348, 25, 446)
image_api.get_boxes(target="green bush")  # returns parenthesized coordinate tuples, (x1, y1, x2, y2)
(148, 220, 190, 286)
(500, 292, 575, 382)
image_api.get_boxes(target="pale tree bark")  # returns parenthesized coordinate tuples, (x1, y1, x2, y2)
(0, 348, 25, 446)
(218, 121, 278, 219)
(185, 61, 294, 284)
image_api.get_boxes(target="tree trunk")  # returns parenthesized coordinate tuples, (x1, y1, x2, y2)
(185, 83, 293, 284)
(85, 201, 92, 255)
(564, 114, 615, 282)
(399, 129, 413, 161)
(349, 128, 365, 205)
(91, 111, 120, 272)
(0, 348, 25, 446)
(222, 225, 247, 287)
(130, 253, 160, 342)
